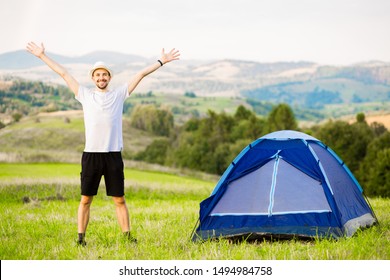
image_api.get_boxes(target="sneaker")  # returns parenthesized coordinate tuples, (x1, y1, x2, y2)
(127, 235, 138, 243)
(123, 232, 137, 243)
(77, 239, 87, 247)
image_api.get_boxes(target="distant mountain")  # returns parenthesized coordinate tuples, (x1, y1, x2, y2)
(242, 62, 390, 110)
(0, 50, 147, 69)
(1, 49, 390, 117)
(0, 50, 71, 69)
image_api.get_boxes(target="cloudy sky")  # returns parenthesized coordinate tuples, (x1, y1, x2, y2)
(1, 0, 389, 65)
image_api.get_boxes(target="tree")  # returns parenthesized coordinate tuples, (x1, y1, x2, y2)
(370, 121, 388, 137)
(356, 112, 366, 123)
(234, 105, 253, 121)
(231, 115, 266, 141)
(12, 112, 22, 122)
(363, 148, 390, 197)
(134, 139, 170, 165)
(265, 103, 298, 133)
(184, 91, 196, 98)
(129, 104, 174, 136)
(314, 119, 374, 173)
(357, 132, 390, 197)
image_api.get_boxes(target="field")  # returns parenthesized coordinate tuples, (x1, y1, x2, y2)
(0, 110, 162, 163)
(365, 113, 390, 130)
(0, 163, 389, 260)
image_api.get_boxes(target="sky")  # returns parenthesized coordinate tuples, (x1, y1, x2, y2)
(1, 0, 390, 65)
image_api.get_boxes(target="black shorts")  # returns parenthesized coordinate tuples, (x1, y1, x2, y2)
(80, 152, 125, 197)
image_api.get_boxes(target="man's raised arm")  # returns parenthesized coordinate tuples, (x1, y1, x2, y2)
(127, 48, 180, 94)
(26, 42, 79, 96)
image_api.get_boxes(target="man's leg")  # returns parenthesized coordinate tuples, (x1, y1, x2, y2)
(77, 195, 93, 245)
(112, 196, 130, 232)
(112, 196, 137, 242)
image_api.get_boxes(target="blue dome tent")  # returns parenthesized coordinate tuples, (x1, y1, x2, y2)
(192, 130, 377, 241)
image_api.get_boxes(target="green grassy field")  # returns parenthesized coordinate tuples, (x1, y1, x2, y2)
(0, 163, 389, 260)
(0, 111, 161, 163)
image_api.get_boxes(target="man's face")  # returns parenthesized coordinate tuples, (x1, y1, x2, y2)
(92, 69, 111, 90)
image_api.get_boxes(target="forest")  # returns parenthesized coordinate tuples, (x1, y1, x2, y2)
(130, 103, 390, 198)
(1, 79, 389, 197)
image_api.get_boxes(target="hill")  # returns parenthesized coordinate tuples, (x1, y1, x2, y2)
(0, 50, 146, 69)
(0, 78, 262, 126)
(0, 110, 160, 163)
(0, 79, 81, 125)
(1, 50, 390, 122)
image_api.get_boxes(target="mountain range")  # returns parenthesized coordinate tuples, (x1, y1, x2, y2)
(1, 50, 390, 112)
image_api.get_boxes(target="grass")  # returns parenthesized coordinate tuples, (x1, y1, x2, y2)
(0, 111, 162, 162)
(0, 163, 389, 260)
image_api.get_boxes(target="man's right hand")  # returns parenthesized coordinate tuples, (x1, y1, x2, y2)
(25, 41, 80, 96)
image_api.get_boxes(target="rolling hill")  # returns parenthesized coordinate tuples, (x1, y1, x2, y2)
(1, 50, 390, 123)
(0, 110, 159, 163)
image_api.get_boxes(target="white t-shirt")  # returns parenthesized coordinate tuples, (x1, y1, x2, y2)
(75, 84, 129, 152)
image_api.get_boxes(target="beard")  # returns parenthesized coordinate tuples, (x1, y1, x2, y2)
(97, 84, 108, 90)
(96, 79, 108, 90)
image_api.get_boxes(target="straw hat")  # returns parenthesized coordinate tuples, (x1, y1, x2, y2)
(89, 61, 113, 78)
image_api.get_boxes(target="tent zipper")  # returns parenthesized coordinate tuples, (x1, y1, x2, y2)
(268, 151, 281, 217)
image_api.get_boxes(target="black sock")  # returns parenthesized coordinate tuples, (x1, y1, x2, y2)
(123, 231, 137, 242)
(78, 233, 85, 241)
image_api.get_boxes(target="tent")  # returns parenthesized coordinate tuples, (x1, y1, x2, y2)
(192, 130, 377, 241)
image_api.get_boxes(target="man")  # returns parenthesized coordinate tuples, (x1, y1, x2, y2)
(26, 42, 180, 245)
